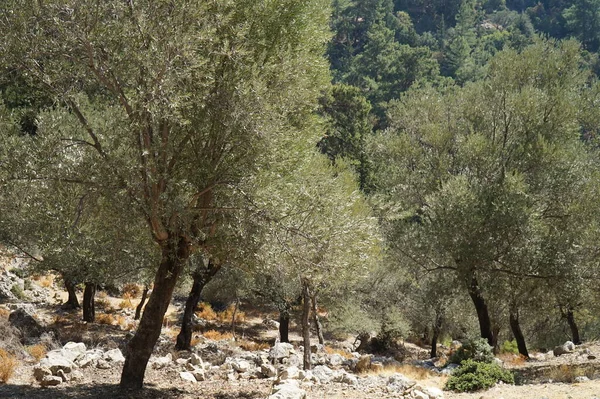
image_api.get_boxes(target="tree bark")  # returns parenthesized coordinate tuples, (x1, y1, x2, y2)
(468, 276, 495, 348)
(64, 277, 80, 309)
(82, 282, 96, 322)
(430, 311, 443, 358)
(279, 309, 290, 343)
(311, 293, 324, 345)
(509, 304, 528, 358)
(565, 307, 582, 345)
(302, 280, 311, 370)
(134, 286, 149, 321)
(120, 237, 190, 389)
(175, 259, 220, 351)
(230, 297, 240, 336)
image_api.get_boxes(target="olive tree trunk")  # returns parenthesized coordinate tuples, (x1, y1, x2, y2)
(175, 259, 220, 351)
(82, 282, 96, 322)
(279, 309, 290, 343)
(302, 280, 312, 370)
(468, 276, 495, 348)
(120, 237, 190, 389)
(134, 286, 149, 321)
(565, 307, 582, 345)
(430, 311, 443, 358)
(311, 293, 324, 345)
(509, 304, 529, 358)
(64, 277, 80, 309)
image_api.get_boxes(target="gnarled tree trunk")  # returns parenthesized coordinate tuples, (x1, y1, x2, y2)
(509, 303, 528, 358)
(82, 282, 96, 322)
(468, 276, 495, 348)
(175, 259, 220, 351)
(64, 277, 80, 309)
(134, 286, 149, 321)
(120, 237, 190, 389)
(565, 307, 581, 345)
(430, 311, 443, 358)
(302, 280, 311, 370)
(311, 293, 324, 345)
(279, 309, 290, 343)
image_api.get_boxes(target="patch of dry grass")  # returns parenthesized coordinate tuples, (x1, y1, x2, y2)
(121, 283, 141, 298)
(324, 346, 354, 359)
(237, 339, 270, 352)
(203, 330, 233, 341)
(196, 302, 218, 321)
(363, 363, 438, 380)
(548, 364, 591, 383)
(217, 304, 246, 324)
(36, 274, 54, 288)
(96, 314, 116, 325)
(0, 308, 10, 319)
(0, 349, 18, 383)
(26, 344, 47, 362)
(119, 298, 135, 310)
(498, 353, 527, 366)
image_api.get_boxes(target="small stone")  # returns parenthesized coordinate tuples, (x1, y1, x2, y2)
(191, 368, 206, 381)
(176, 358, 189, 366)
(575, 376, 590, 383)
(261, 364, 277, 378)
(412, 389, 428, 399)
(180, 371, 197, 383)
(279, 366, 300, 380)
(56, 369, 69, 382)
(96, 359, 112, 369)
(104, 349, 125, 363)
(70, 370, 84, 382)
(40, 375, 63, 387)
(232, 359, 251, 373)
(424, 386, 444, 399)
(190, 353, 203, 366)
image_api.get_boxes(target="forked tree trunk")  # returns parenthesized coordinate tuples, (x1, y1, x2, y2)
(565, 307, 581, 345)
(430, 311, 443, 358)
(279, 310, 290, 343)
(64, 277, 80, 309)
(509, 304, 529, 358)
(311, 293, 324, 345)
(175, 259, 220, 351)
(134, 286, 149, 321)
(120, 238, 190, 389)
(302, 280, 311, 370)
(82, 282, 96, 322)
(468, 276, 495, 348)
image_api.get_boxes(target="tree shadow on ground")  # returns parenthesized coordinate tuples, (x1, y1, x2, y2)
(0, 383, 268, 399)
(0, 383, 185, 399)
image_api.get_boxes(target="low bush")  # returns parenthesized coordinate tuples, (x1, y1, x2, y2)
(0, 349, 18, 383)
(449, 338, 495, 365)
(196, 303, 217, 321)
(446, 359, 514, 392)
(10, 284, 26, 300)
(500, 340, 519, 355)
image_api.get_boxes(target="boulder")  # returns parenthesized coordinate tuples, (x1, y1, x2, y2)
(312, 365, 335, 383)
(56, 369, 69, 382)
(341, 372, 358, 386)
(412, 389, 429, 399)
(39, 352, 76, 374)
(231, 359, 251, 373)
(104, 349, 125, 363)
(269, 343, 294, 360)
(96, 359, 112, 369)
(387, 373, 415, 392)
(269, 380, 307, 399)
(328, 353, 345, 367)
(261, 364, 277, 378)
(279, 366, 300, 380)
(424, 386, 445, 399)
(180, 371, 197, 383)
(8, 308, 44, 342)
(63, 342, 86, 356)
(190, 353, 203, 366)
(151, 353, 173, 369)
(440, 363, 460, 375)
(76, 350, 103, 368)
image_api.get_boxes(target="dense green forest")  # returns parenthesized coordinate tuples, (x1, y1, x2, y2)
(1, 0, 600, 390)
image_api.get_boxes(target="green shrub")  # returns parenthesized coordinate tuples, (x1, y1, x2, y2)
(446, 359, 514, 392)
(500, 339, 519, 354)
(9, 285, 26, 300)
(23, 279, 33, 291)
(449, 338, 494, 365)
(10, 268, 27, 279)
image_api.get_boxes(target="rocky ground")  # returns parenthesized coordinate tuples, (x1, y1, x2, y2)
(2, 255, 600, 399)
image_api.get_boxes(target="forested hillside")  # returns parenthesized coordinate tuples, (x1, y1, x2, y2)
(1, 0, 600, 397)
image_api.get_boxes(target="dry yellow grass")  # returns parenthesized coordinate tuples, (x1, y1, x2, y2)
(217, 304, 246, 324)
(119, 299, 135, 310)
(0, 349, 18, 383)
(95, 298, 112, 310)
(196, 302, 217, 321)
(26, 344, 47, 362)
(237, 339, 270, 352)
(548, 364, 590, 383)
(498, 353, 527, 366)
(203, 330, 234, 341)
(121, 283, 141, 298)
(191, 337, 202, 347)
(324, 346, 354, 359)
(0, 308, 9, 319)
(96, 314, 115, 325)
(38, 275, 54, 288)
